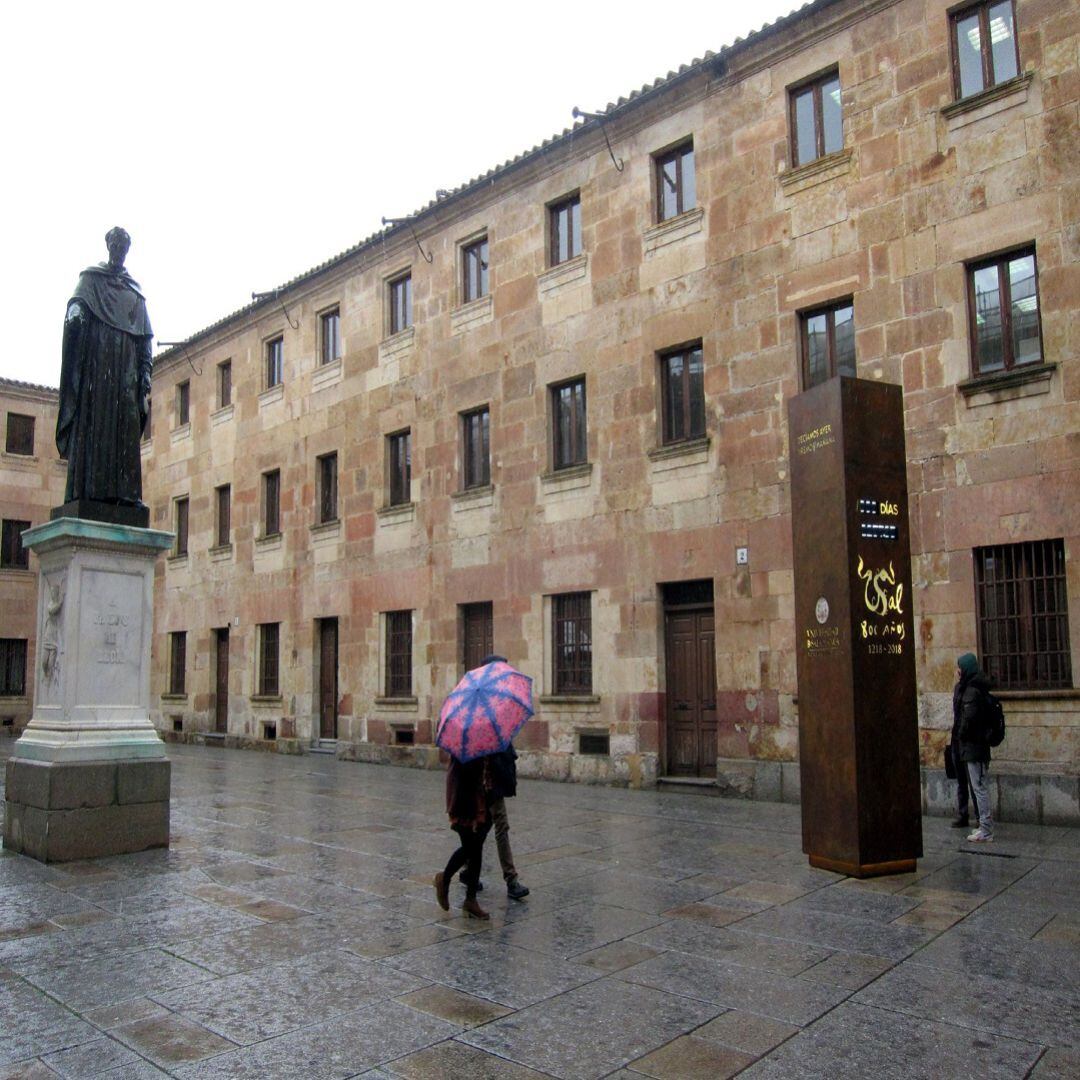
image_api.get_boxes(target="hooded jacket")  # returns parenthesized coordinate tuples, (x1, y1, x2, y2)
(952, 669, 992, 764)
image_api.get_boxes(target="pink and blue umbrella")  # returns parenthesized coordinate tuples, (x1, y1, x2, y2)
(436, 661, 534, 762)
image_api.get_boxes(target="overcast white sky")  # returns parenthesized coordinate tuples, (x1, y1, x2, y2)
(1, 0, 799, 389)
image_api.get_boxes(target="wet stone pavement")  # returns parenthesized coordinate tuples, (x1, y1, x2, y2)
(0, 744, 1077, 1079)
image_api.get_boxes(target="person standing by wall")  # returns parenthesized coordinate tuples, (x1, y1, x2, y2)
(953, 652, 994, 843)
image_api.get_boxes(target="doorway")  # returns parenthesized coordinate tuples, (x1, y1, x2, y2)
(461, 602, 494, 672)
(318, 618, 338, 740)
(662, 580, 716, 777)
(214, 628, 229, 734)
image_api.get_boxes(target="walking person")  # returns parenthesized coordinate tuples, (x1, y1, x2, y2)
(434, 754, 494, 919)
(433, 653, 536, 918)
(953, 652, 994, 843)
(462, 742, 530, 901)
(460, 655, 530, 902)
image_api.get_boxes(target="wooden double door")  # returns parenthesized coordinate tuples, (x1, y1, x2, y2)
(664, 585, 717, 777)
(318, 618, 338, 740)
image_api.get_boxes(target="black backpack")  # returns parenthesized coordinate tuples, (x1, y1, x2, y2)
(981, 689, 1006, 747)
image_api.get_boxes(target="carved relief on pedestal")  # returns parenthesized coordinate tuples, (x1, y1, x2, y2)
(40, 573, 66, 695)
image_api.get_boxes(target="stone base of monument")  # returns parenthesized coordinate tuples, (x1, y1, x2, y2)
(4, 759, 170, 862)
(3, 517, 174, 863)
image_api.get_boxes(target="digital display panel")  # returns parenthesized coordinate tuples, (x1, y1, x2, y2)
(858, 497, 899, 542)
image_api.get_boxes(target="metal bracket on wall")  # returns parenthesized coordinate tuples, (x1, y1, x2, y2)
(157, 342, 202, 376)
(251, 290, 300, 330)
(381, 217, 434, 263)
(572, 106, 624, 172)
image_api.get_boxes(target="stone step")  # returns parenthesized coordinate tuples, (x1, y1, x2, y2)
(657, 776, 720, 796)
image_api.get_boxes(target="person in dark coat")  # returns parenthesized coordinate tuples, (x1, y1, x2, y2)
(949, 685, 973, 830)
(953, 652, 994, 842)
(434, 754, 494, 919)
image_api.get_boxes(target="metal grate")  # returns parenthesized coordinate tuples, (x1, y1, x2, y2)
(258, 623, 280, 696)
(169, 631, 186, 695)
(554, 592, 592, 694)
(975, 539, 1072, 690)
(393, 728, 415, 745)
(579, 732, 610, 756)
(386, 611, 413, 698)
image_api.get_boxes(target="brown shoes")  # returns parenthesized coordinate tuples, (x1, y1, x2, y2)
(462, 897, 490, 920)
(433, 871, 449, 911)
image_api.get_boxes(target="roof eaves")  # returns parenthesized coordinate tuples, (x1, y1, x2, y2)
(156, 0, 834, 364)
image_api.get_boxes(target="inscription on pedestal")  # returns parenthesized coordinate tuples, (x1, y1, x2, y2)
(77, 570, 143, 705)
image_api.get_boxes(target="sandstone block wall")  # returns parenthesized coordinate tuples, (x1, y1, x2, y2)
(0, 381, 65, 733)
(145, 0, 1078, 794)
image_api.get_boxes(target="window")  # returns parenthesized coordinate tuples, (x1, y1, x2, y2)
(461, 602, 494, 672)
(462, 236, 489, 303)
(659, 344, 705, 445)
(263, 470, 281, 537)
(5, 414, 34, 456)
(218, 360, 232, 409)
(215, 485, 231, 547)
(975, 539, 1072, 690)
(174, 497, 189, 557)
(1, 520, 30, 570)
(320, 308, 341, 366)
(168, 631, 186, 695)
(655, 141, 695, 222)
(266, 336, 284, 388)
(551, 378, 587, 470)
(0, 639, 27, 696)
(951, 1, 1019, 100)
(388, 430, 411, 507)
(176, 381, 190, 427)
(385, 610, 412, 697)
(389, 273, 412, 335)
(258, 623, 280, 696)
(318, 452, 338, 524)
(967, 248, 1041, 376)
(462, 406, 490, 489)
(553, 592, 592, 694)
(549, 194, 582, 266)
(790, 69, 843, 167)
(801, 300, 855, 389)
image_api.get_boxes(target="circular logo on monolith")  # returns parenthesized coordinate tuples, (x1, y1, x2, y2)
(815, 597, 830, 624)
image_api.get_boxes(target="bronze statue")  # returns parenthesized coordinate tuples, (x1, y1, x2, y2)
(57, 227, 153, 521)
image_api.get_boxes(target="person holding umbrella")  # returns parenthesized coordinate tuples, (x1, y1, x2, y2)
(461, 657, 529, 902)
(433, 656, 534, 920)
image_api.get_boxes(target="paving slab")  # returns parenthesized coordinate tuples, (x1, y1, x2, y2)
(854, 961, 1080, 1047)
(737, 1000, 1043, 1079)
(171, 998, 459, 1079)
(617, 950, 851, 1026)
(461, 977, 721, 1080)
(153, 948, 428, 1044)
(2, 743, 1078, 1078)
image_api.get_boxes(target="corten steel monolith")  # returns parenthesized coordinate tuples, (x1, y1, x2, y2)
(788, 377, 922, 877)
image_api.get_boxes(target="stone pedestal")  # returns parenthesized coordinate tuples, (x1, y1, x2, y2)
(4, 518, 174, 862)
(788, 378, 922, 878)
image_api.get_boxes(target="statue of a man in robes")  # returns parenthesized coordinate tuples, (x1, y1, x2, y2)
(56, 227, 153, 524)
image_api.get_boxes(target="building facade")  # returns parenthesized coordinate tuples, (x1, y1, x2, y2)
(145, 0, 1079, 819)
(0, 379, 66, 733)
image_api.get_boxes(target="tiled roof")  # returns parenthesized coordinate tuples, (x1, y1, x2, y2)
(157, 0, 827, 361)
(0, 376, 58, 396)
